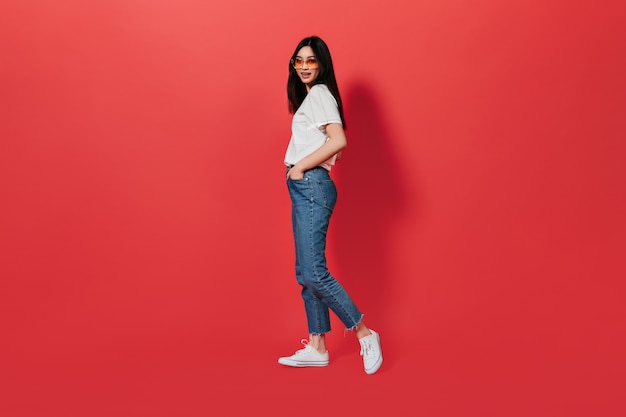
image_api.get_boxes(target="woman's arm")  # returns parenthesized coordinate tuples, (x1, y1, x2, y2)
(288, 123, 346, 179)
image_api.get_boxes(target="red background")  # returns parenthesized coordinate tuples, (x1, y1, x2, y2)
(1, 1, 625, 416)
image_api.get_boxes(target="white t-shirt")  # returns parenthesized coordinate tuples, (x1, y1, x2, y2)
(284, 84, 343, 171)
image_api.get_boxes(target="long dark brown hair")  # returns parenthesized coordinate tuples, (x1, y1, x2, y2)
(287, 36, 346, 128)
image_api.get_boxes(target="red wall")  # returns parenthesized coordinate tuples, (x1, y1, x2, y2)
(1, 1, 625, 416)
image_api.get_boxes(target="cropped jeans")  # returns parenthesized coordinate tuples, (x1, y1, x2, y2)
(287, 166, 363, 334)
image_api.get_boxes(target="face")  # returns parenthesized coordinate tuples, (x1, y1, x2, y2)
(292, 46, 319, 90)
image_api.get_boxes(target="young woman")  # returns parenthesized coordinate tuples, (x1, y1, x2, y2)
(278, 36, 383, 375)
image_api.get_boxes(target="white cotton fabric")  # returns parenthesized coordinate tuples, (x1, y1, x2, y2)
(284, 84, 342, 171)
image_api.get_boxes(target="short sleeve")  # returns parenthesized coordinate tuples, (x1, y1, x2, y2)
(307, 85, 342, 129)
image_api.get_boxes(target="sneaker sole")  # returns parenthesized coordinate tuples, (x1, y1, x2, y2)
(278, 358, 329, 367)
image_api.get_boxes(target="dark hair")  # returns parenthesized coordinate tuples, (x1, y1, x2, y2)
(287, 36, 346, 128)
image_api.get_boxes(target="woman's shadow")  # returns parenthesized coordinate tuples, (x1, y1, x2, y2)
(329, 81, 410, 362)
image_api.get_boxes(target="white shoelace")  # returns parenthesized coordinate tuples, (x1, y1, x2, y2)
(293, 339, 313, 357)
(360, 339, 375, 359)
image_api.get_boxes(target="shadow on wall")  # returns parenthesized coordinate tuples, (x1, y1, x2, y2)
(331, 80, 410, 325)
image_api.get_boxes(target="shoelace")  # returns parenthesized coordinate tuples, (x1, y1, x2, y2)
(293, 339, 313, 357)
(360, 339, 375, 359)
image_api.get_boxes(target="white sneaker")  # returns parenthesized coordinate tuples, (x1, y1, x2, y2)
(359, 330, 383, 374)
(278, 339, 329, 367)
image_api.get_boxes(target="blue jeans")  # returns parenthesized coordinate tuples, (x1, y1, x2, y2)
(287, 166, 363, 334)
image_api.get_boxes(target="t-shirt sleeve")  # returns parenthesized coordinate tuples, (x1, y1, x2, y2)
(308, 85, 342, 129)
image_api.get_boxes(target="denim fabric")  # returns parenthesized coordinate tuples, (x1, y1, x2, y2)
(287, 166, 363, 334)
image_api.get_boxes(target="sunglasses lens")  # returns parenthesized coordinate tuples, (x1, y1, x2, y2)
(292, 58, 319, 69)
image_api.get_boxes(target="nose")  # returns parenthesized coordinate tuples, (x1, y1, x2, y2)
(301, 61, 309, 70)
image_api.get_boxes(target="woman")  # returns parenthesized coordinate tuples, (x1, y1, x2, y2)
(278, 36, 383, 375)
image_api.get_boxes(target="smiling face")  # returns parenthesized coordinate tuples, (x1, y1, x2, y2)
(293, 46, 319, 90)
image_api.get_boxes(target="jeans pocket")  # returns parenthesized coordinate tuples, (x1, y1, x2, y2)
(315, 179, 337, 210)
